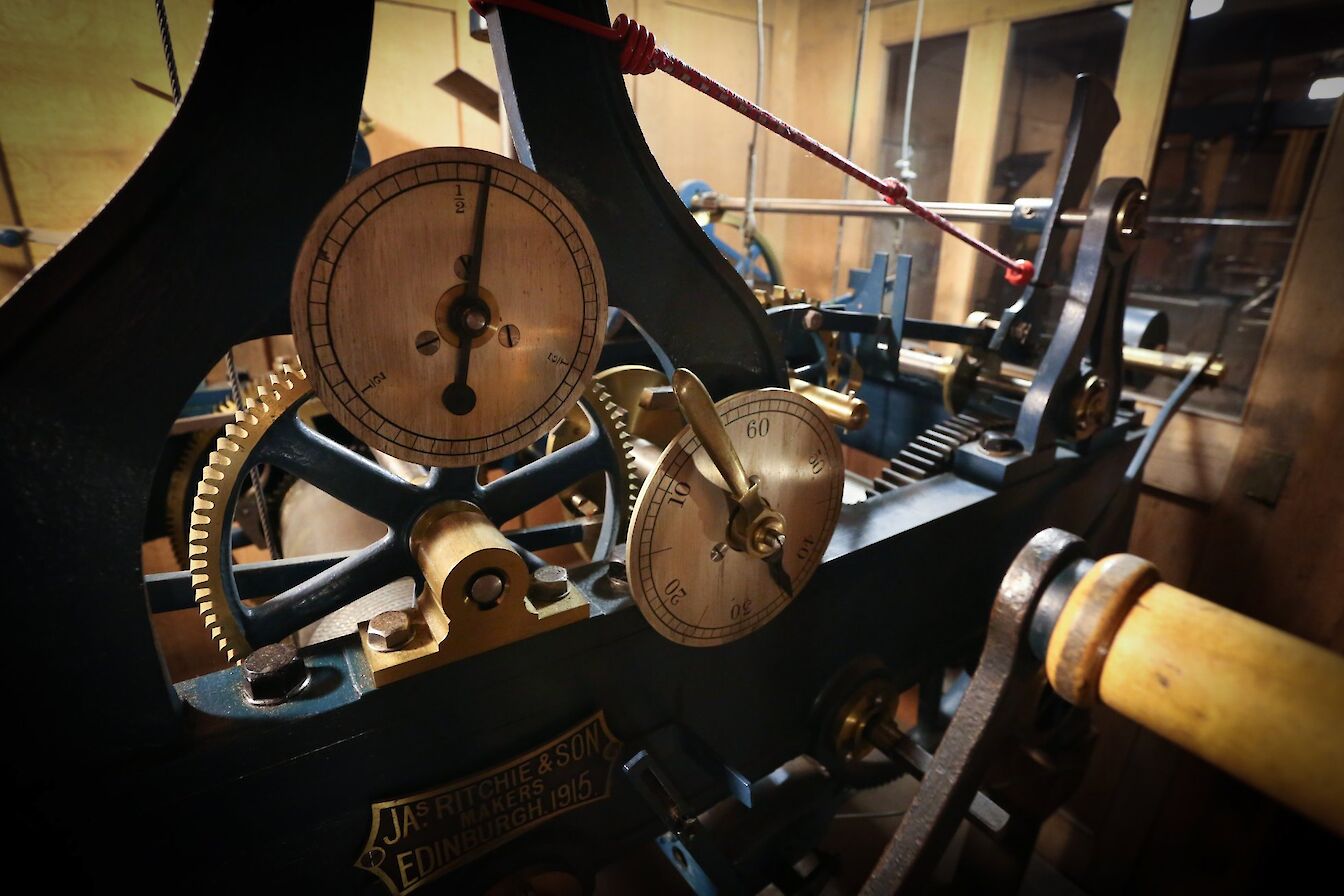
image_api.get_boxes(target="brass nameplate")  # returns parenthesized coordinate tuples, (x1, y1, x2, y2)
(356, 712, 622, 894)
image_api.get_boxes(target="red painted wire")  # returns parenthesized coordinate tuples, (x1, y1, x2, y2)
(470, 0, 1035, 286)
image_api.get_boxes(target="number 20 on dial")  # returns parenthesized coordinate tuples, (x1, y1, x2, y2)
(626, 389, 844, 647)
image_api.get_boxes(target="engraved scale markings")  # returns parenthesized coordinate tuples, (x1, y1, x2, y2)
(627, 390, 843, 647)
(291, 147, 608, 467)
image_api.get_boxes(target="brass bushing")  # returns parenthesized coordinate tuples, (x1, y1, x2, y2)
(435, 283, 502, 349)
(790, 377, 870, 431)
(410, 500, 528, 610)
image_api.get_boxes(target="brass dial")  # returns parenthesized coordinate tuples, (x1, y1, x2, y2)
(292, 147, 607, 467)
(627, 387, 844, 646)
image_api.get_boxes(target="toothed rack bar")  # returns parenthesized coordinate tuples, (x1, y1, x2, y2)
(471, 0, 1035, 286)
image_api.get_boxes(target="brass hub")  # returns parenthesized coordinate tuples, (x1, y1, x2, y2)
(1070, 373, 1111, 440)
(435, 282, 501, 350)
(410, 500, 528, 611)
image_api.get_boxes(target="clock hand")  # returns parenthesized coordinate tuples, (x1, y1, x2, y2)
(442, 166, 493, 416)
(672, 367, 786, 560)
(672, 367, 751, 499)
(463, 165, 492, 299)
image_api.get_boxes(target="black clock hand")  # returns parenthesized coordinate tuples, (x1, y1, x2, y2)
(442, 166, 492, 416)
(463, 165, 492, 299)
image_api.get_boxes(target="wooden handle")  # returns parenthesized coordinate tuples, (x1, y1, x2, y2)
(1047, 556, 1344, 836)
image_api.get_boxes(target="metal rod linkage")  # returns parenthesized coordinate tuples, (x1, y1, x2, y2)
(692, 194, 1296, 230)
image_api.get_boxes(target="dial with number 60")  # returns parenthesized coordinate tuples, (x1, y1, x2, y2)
(626, 389, 844, 646)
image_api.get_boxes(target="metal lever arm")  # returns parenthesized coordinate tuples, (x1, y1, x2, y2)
(995, 74, 1120, 357)
(860, 530, 1088, 895)
(673, 367, 752, 499)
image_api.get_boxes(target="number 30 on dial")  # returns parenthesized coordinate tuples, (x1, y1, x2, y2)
(626, 389, 844, 647)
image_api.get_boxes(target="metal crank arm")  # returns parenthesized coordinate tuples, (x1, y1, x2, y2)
(860, 529, 1088, 895)
(994, 75, 1120, 359)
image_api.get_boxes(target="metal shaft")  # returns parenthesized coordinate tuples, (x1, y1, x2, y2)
(699, 195, 1064, 223)
(897, 345, 1223, 398)
(692, 194, 1297, 230)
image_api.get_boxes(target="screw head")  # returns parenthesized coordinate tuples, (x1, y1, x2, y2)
(241, 642, 310, 706)
(467, 570, 507, 606)
(802, 309, 825, 331)
(979, 430, 1023, 457)
(531, 565, 570, 602)
(415, 329, 441, 356)
(367, 610, 414, 652)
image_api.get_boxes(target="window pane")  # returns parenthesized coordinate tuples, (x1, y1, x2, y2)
(1132, 0, 1343, 416)
(972, 6, 1128, 317)
(865, 34, 967, 319)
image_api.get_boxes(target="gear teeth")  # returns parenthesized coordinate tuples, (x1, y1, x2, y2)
(867, 411, 1009, 498)
(585, 380, 641, 521)
(163, 397, 238, 567)
(188, 362, 312, 662)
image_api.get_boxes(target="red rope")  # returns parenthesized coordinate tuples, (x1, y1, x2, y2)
(470, 0, 1035, 287)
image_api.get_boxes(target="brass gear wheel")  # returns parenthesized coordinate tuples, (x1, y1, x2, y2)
(165, 399, 234, 566)
(547, 378, 640, 535)
(188, 365, 311, 662)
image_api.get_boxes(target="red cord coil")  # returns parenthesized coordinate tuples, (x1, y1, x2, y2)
(612, 14, 659, 75)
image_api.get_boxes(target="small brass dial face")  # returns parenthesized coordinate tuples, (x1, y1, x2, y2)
(292, 147, 607, 467)
(627, 389, 844, 647)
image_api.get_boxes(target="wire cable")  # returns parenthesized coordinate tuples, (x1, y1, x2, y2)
(830, 0, 873, 296)
(741, 0, 766, 280)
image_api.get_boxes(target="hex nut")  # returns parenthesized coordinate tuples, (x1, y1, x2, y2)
(367, 610, 414, 652)
(241, 642, 310, 705)
(531, 565, 570, 602)
(979, 430, 1023, 457)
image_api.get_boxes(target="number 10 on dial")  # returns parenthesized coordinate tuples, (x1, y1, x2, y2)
(626, 388, 844, 647)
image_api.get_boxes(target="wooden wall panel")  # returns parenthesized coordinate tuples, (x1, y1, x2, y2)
(1095, 0, 1185, 181)
(929, 20, 1010, 323)
(1193, 99, 1344, 647)
(0, 0, 211, 266)
(781, 2, 870, 296)
(782, 0, 1113, 299)
(632, 2, 777, 201)
(362, 2, 465, 162)
(629, 0, 799, 263)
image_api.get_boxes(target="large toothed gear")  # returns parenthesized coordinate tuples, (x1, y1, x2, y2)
(590, 379, 641, 523)
(548, 378, 641, 535)
(165, 399, 234, 567)
(189, 365, 311, 662)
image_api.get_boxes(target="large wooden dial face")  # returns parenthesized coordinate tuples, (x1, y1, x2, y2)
(627, 389, 844, 647)
(292, 147, 607, 467)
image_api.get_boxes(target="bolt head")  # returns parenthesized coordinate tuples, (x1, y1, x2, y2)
(531, 564, 571, 601)
(606, 557, 628, 589)
(979, 430, 1023, 457)
(367, 610, 414, 652)
(802, 309, 824, 331)
(241, 642, 310, 706)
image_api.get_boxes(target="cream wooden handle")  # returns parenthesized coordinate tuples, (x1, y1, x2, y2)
(1047, 558, 1344, 835)
(1101, 583, 1344, 835)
